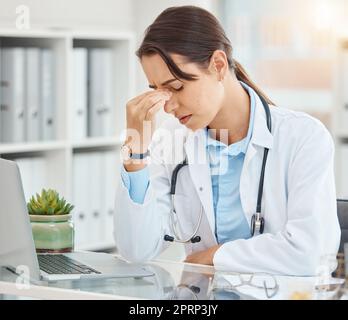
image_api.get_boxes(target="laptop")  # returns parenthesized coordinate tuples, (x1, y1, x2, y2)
(0, 158, 154, 282)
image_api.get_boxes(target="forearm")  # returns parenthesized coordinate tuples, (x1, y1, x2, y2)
(185, 244, 222, 265)
(120, 163, 149, 204)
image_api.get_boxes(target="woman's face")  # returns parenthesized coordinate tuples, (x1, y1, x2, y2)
(141, 53, 225, 131)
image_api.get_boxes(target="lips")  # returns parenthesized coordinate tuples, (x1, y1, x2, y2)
(178, 114, 192, 125)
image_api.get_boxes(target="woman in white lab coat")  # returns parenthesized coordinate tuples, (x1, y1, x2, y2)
(114, 6, 340, 276)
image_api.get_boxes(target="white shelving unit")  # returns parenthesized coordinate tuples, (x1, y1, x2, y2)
(333, 36, 348, 199)
(0, 28, 136, 251)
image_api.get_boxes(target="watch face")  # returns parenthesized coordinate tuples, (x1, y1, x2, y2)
(121, 145, 131, 161)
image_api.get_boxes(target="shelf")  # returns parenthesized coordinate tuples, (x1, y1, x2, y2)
(0, 28, 135, 251)
(0, 27, 134, 41)
(0, 27, 68, 39)
(72, 137, 123, 149)
(71, 30, 135, 41)
(0, 138, 124, 154)
(0, 141, 67, 154)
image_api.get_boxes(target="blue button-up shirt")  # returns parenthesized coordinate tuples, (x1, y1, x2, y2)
(205, 82, 255, 243)
(121, 81, 256, 244)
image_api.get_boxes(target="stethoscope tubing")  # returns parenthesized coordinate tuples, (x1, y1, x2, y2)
(164, 93, 272, 242)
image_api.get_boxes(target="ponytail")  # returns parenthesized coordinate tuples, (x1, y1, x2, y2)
(233, 59, 275, 106)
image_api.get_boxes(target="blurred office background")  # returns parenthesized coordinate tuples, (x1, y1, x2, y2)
(0, 0, 347, 257)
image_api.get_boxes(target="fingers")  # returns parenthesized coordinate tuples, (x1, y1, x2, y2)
(128, 91, 153, 105)
(130, 89, 170, 105)
(140, 93, 170, 112)
(138, 92, 172, 118)
(144, 99, 167, 121)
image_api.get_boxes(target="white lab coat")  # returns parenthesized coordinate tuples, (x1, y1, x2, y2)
(114, 94, 340, 276)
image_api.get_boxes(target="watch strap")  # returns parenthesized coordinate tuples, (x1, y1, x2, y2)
(129, 149, 150, 159)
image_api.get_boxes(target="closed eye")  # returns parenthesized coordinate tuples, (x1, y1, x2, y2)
(172, 86, 184, 92)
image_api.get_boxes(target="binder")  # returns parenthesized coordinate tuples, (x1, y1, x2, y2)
(0, 47, 25, 143)
(88, 48, 115, 137)
(41, 48, 55, 141)
(103, 151, 118, 245)
(72, 153, 92, 249)
(72, 48, 88, 140)
(25, 48, 41, 142)
(88, 152, 105, 245)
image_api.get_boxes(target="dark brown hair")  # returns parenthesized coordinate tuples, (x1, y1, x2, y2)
(136, 5, 274, 105)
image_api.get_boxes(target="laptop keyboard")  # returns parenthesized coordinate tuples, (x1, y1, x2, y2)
(38, 254, 101, 275)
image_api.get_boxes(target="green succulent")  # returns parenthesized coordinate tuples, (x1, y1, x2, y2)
(27, 188, 74, 216)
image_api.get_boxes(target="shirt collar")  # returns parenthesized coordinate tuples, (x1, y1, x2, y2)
(205, 81, 256, 157)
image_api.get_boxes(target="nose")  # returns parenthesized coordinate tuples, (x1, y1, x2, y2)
(163, 97, 177, 115)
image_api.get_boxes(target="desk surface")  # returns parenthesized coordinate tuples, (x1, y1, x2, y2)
(0, 254, 346, 300)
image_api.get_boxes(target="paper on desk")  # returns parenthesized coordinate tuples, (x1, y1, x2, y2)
(221, 275, 345, 300)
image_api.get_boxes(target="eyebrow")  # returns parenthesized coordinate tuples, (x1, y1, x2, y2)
(149, 78, 179, 89)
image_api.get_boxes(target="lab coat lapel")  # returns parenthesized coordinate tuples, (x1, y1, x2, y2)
(245, 93, 273, 168)
(240, 93, 274, 218)
(184, 129, 216, 239)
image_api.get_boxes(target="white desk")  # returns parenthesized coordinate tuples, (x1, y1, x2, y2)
(0, 255, 346, 300)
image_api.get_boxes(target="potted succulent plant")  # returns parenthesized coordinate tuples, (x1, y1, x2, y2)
(28, 189, 75, 253)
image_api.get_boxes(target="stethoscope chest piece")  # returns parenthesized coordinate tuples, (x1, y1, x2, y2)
(251, 213, 265, 236)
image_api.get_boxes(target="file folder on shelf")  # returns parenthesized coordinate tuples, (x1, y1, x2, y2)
(72, 151, 117, 250)
(103, 151, 118, 245)
(73, 48, 88, 140)
(25, 48, 41, 142)
(0, 47, 26, 143)
(73, 153, 92, 249)
(88, 48, 115, 138)
(88, 152, 106, 246)
(41, 48, 55, 141)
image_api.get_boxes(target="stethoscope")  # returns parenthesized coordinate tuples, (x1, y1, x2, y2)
(164, 93, 272, 243)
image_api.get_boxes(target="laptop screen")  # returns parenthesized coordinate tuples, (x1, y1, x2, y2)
(0, 159, 41, 282)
